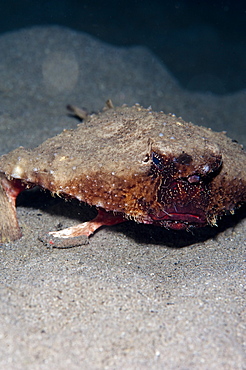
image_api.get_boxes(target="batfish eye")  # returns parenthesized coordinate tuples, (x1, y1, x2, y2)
(152, 152, 163, 170)
(188, 174, 201, 184)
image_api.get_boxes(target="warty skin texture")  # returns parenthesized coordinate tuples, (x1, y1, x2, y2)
(0, 104, 245, 242)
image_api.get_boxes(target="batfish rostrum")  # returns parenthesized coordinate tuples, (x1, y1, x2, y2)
(0, 101, 246, 243)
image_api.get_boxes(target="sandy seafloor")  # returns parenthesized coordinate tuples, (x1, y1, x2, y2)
(0, 26, 245, 369)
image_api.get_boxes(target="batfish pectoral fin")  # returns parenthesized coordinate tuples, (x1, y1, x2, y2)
(0, 173, 23, 242)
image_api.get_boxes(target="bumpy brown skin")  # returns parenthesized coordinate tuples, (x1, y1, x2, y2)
(0, 104, 246, 242)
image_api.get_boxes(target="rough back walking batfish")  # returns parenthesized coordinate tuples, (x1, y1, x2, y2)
(0, 102, 245, 243)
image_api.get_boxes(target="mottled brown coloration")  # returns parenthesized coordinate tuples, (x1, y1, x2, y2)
(0, 104, 245, 242)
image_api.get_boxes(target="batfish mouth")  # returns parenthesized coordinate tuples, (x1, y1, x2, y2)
(148, 206, 207, 229)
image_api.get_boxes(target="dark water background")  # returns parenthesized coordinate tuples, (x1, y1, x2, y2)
(1, 0, 245, 94)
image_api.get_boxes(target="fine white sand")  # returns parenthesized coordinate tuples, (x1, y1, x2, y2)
(0, 26, 245, 369)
